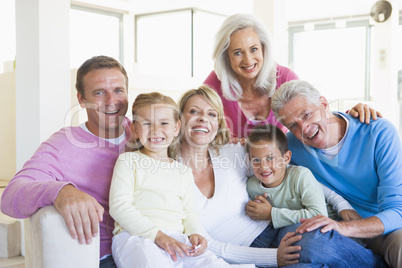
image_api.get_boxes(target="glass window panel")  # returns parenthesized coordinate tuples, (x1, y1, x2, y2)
(292, 27, 367, 102)
(0, 1, 16, 73)
(193, 11, 225, 79)
(70, 7, 121, 69)
(136, 11, 192, 77)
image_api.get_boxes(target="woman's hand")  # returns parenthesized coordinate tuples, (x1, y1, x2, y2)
(349, 103, 382, 124)
(155, 231, 193, 262)
(277, 232, 302, 267)
(189, 234, 207, 256)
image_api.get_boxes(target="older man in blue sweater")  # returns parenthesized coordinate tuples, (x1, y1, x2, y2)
(271, 79, 402, 268)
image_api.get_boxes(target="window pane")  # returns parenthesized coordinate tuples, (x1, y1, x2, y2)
(136, 11, 192, 77)
(292, 27, 367, 101)
(70, 8, 121, 69)
(193, 11, 225, 79)
(0, 0, 16, 73)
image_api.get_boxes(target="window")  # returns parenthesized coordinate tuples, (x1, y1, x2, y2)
(70, 5, 123, 69)
(289, 21, 370, 102)
(0, 0, 16, 73)
(135, 9, 225, 79)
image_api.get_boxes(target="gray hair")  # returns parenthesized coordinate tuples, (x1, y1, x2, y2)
(271, 80, 322, 121)
(212, 13, 277, 101)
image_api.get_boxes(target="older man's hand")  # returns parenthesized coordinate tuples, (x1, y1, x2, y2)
(296, 215, 348, 236)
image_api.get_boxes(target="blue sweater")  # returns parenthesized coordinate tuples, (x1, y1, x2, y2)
(288, 112, 402, 235)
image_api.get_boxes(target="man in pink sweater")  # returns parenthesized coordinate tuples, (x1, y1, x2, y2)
(1, 56, 131, 267)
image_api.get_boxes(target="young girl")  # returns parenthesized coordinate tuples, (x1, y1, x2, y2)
(109, 92, 233, 268)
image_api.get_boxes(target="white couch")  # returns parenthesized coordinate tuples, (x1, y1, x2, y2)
(24, 206, 99, 268)
(24, 206, 255, 268)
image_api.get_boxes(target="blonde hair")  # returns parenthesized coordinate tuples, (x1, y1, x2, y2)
(127, 92, 181, 159)
(178, 85, 230, 153)
(212, 13, 277, 101)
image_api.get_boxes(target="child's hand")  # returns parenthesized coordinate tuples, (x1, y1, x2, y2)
(339, 209, 362, 221)
(246, 194, 272, 221)
(229, 137, 246, 145)
(155, 231, 193, 262)
(188, 234, 207, 257)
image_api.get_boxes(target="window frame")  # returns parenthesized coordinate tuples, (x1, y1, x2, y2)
(288, 20, 372, 101)
(134, 8, 225, 78)
(70, 4, 124, 65)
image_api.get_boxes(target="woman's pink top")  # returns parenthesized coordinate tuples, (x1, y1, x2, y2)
(203, 64, 299, 138)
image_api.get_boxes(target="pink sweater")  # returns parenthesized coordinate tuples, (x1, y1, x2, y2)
(1, 118, 132, 259)
(203, 65, 298, 138)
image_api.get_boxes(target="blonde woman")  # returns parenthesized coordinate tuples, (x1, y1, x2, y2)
(177, 85, 385, 267)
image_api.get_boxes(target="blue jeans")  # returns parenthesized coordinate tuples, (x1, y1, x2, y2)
(250, 223, 388, 268)
(100, 255, 117, 268)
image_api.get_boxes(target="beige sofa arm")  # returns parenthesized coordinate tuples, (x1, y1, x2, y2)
(24, 205, 99, 268)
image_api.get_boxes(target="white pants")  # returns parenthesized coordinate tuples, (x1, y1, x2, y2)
(112, 231, 255, 268)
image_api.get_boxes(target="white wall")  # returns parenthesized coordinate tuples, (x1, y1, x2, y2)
(2, 0, 402, 181)
(0, 71, 16, 181)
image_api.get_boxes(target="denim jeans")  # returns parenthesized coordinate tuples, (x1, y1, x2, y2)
(100, 255, 117, 268)
(250, 223, 388, 268)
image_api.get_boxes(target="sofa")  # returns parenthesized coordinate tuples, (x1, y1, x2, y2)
(24, 205, 99, 268)
(24, 206, 256, 267)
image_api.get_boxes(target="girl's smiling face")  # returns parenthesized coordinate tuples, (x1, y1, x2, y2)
(134, 104, 180, 158)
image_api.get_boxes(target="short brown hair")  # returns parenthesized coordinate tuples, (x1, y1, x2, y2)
(246, 124, 288, 155)
(75, 55, 128, 97)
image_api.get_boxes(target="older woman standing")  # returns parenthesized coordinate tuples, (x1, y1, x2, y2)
(204, 13, 378, 139)
(177, 85, 386, 267)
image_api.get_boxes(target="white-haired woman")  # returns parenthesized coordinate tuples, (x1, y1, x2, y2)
(204, 13, 380, 140)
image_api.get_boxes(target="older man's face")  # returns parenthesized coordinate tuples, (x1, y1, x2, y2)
(278, 95, 335, 149)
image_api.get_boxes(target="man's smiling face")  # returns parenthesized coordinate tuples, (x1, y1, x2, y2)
(278, 95, 334, 149)
(78, 67, 128, 139)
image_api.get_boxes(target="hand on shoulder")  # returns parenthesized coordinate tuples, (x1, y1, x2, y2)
(348, 103, 382, 124)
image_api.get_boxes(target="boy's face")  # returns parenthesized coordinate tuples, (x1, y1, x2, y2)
(249, 140, 291, 188)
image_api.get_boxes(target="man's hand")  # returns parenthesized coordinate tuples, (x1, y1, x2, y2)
(246, 194, 272, 221)
(296, 215, 347, 236)
(277, 232, 302, 267)
(349, 103, 382, 124)
(339, 209, 362, 221)
(188, 234, 207, 257)
(155, 231, 193, 262)
(297, 215, 384, 239)
(54, 185, 104, 244)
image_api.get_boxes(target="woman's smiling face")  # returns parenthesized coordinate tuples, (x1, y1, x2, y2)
(181, 95, 219, 147)
(227, 27, 264, 84)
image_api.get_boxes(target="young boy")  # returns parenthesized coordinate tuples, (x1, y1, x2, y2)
(245, 124, 360, 229)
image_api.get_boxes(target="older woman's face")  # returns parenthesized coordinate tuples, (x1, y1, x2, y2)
(181, 95, 219, 147)
(227, 28, 263, 83)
